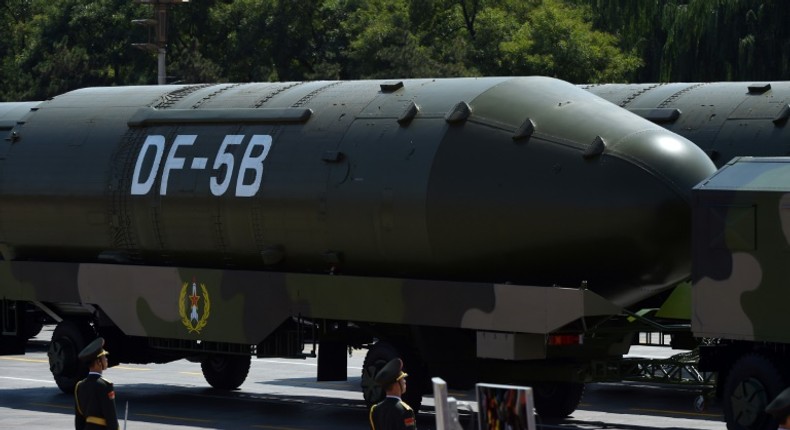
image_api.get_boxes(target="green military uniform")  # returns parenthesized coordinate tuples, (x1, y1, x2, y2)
(369, 358, 416, 430)
(74, 338, 119, 430)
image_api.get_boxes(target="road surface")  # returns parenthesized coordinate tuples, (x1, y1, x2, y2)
(0, 328, 724, 429)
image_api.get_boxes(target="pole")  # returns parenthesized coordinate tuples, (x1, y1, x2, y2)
(157, 48, 166, 85)
(155, 2, 168, 85)
(133, 0, 187, 85)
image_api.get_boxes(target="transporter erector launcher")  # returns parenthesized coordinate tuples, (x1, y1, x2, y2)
(0, 77, 715, 418)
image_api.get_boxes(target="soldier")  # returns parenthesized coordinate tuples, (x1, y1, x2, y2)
(74, 337, 120, 430)
(766, 387, 790, 429)
(369, 358, 416, 430)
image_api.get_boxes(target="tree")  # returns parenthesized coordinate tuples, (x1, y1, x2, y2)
(1, 0, 706, 99)
(343, 0, 473, 78)
(499, 0, 642, 83)
(0, 0, 36, 100)
(583, 0, 790, 81)
(1, 0, 151, 100)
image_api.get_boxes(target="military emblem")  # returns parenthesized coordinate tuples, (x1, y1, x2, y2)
(179, 279, 211, 334)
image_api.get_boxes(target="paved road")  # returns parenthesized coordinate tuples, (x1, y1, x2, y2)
(0, 330, 725, 430)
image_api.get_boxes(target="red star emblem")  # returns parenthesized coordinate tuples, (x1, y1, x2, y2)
(189, 291, 200, 307)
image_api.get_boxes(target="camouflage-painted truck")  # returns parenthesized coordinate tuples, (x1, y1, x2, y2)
(692, 157, 790, 430)
(587, 81, 790, 430)
(0, 76, 719, 418)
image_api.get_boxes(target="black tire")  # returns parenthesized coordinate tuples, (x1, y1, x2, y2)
(48, 320, 93, 394)
(201, 355, 251, 390)
(23, 312, 44, 340)
(0, 334, 26, 355)
(532, 382, 585, 419)
(723, 354, 786, 430)
(361, 341, 426, 413)
(361, 342, 400, 406)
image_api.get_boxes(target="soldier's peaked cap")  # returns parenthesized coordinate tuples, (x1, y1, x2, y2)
(375, 358, 408, 386)
(78, 337, 109, 362)
(766, 386, 790, 420)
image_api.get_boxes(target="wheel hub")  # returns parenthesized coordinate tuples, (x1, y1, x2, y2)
(730, 376, 769, 427)
(48, 338, 76, 377)
(361, 363, 384, 403)
(207, 356, 228, 372)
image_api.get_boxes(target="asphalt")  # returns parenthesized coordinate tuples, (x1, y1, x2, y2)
(0, 328, 725, 430)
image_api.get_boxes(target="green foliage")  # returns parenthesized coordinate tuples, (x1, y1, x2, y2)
(342, 0, 472, 78)
(581, 0, 790, 81)
(1, 0, 151, 100)
(499, 0, 641, 82)
(4, 0, 790, 100)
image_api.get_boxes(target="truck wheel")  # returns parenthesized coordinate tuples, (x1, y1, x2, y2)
(401, 360, 427, 414)
(361, 341, 425, 413)
(0, 333, 26, 355)
(723, 354, 785, 430)
(532, 382, 585, 419)
(48, 320, 93, 394)
(23, 311, 44, 340)
(201, 355, 251, 390)
(361, 342, 399, 406)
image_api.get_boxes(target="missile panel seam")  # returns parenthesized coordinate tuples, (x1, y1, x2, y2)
(153, 84, 213, 110)
(619, 83, 662, 108)
(291, 82, 343, 108)
(191, 84, 243, 110)
(253, 82, 304, 108)
(127, 107, 313, 127)
(657, 83, 707, 108)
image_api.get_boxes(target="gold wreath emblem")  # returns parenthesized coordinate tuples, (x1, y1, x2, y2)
(179, 282, 211, 334)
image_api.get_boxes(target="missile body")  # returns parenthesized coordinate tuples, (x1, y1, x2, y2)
(0, 77, 715, 306)
(585, 81, 790, 167)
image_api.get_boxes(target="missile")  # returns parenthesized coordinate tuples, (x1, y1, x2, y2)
(0, 77, 715, 306)
(585, 81, 790, 167)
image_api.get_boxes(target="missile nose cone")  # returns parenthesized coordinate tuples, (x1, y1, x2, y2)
(608, 129, 716, 201)
(426, 79, 719, 306)
(584, 129, 717, 305)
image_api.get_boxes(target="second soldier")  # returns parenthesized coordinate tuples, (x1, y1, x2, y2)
(369, 358, 416, 430)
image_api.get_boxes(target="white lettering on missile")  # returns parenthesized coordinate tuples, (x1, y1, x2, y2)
(131, 135, 165, 195)
(191, 157, 207, 169)
(160, 135, 196, 195)
(236, 134, 272, 197)
(210, 135, 244, 196)
(130, 134, 273, 197)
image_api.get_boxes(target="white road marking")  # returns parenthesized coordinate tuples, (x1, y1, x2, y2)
(0, 376, 55, 384)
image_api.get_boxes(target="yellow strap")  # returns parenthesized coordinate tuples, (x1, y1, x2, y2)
(369, 403, 377, 430)
(74, 380, 84, 416)
(86, 416, 107, 426)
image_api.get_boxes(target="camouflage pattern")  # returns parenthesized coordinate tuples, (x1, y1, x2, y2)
(0, 260, 624, 346)
(692, 156, 790, 343)
(587, 84, 790, 430)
